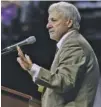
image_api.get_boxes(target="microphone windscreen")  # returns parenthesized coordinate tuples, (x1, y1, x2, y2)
(26, 36, 36, 44)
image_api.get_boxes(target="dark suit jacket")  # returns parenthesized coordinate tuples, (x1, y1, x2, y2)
(34, 30, 100, 107)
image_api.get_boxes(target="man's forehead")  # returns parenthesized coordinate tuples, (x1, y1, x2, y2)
(48, 11, 63, 19)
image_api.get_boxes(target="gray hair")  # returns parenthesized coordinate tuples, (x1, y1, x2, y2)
(48, 2, 81, 30)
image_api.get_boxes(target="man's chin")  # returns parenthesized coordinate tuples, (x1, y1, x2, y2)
(50, 34, 56, 40)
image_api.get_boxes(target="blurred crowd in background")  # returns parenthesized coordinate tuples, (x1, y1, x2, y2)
(1, 1, 101, 100)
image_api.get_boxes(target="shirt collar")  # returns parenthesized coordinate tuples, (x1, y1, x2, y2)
(57, 30, 75, 49)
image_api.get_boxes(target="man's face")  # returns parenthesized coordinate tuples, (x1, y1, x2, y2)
(46, 10, 69, 41)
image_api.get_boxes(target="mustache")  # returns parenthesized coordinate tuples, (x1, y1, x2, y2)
(49, 30, 54, 33)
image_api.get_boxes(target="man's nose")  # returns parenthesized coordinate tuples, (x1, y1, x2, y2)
(46, 22, 53, 29)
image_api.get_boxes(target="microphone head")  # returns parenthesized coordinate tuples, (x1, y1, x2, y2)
(26, 36, 36, 44)
(2, 36, 36, 52)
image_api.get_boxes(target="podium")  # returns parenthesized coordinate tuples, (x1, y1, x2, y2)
(1, 86, 41, 107)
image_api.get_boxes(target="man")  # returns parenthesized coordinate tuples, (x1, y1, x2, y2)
(17, 2, 100, 107)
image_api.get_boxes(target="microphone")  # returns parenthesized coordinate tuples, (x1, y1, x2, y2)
(2, 36, 36, 52)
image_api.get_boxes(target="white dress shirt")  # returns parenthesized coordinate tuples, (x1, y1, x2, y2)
(30, 30, 75, 82)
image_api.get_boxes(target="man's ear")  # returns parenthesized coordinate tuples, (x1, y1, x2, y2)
(66, 19, 73, 28)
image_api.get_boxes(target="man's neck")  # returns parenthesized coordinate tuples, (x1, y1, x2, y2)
(57, 28, 75, 42)
(57, 29, 76, 49)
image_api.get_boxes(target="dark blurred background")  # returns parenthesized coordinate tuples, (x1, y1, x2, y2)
(1, 1, 101, 100)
